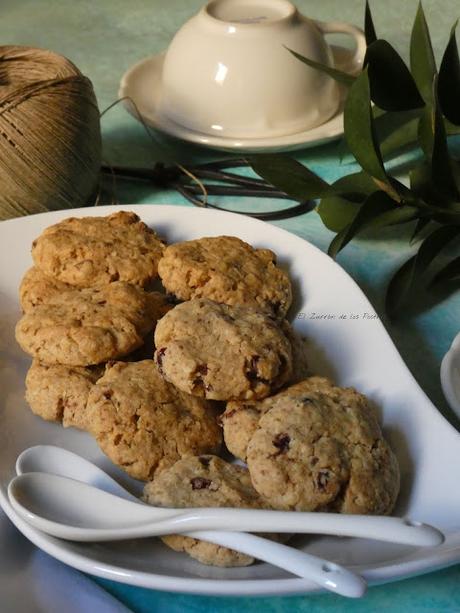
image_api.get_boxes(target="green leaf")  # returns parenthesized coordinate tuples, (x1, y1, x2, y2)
(418, 100, 435, 158)
(328, 191, 416, 258)
(409, 218, 431, 244)
(380, 116, 421, 158)
(286, 48, 356, 86)
(317, 170, 409, 233)
(409, 167, 460, 221)
(317, 196, 362, 232)
(329, 192, 392, 258)
(386, 225, 460, 315)
(316, 172, 381, 233)
(315, 167, 392, 232)
(366, 205, 420, 228)
(248, 154, 329, 201)
(431, 255, 460, 286)
(337, 107, 458, 163)
(370, 108, 422, 159)
(409, 162, 436, 204)
(344, 72, 404, 201)
(366, 40, 424, 110)
(365, 0, 377, 46)
(374, 108, 421, 141)
(376, 112, 460, 160)
(432, 207, 460, 224)
(410, 160, 442, 197)
(438, 21, 460, 125)
(344, 69, 387, 183)
(371, 107, 422, 161)
(330, 171, 380, 199)
(418, 77, 459, 200)
(446, 118, 460, 135)
(410, 3, 437, 103)
(249, 158, 382, 205)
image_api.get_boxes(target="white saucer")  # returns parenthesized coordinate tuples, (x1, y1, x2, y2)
(119, 51, 346, 153)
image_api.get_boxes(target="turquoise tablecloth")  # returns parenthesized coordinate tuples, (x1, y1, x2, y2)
(3, 0, 460, 610)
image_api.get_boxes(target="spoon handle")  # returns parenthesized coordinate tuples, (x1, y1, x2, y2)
(186, 530, 366, 598)
(170, 510, 443, 547)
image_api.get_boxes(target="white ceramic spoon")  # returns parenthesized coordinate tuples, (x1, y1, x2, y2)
(14, 446, 366, 598)
(13, 447, 443, 547)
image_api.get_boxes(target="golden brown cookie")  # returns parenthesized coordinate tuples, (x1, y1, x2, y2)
(222, 377, 329, 462)
(25, 360, 103, 429)
(154, 299, 293, 401)
(15, 283, 167, 366)
(85, 361, 222, 480)
(221, 399, 261, 462)
(31, 211, 165, 287)
(246, 377, 400, 514)
(19, 266, 73, 313)
(143, 455, 271, 567)
(158, 236, 292, 317)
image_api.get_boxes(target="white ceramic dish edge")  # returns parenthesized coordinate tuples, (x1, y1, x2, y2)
(0, 204, 459, 597)
(441, 332, 460, 418)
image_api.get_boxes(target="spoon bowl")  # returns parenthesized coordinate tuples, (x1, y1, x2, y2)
(16, 446, 140, 502)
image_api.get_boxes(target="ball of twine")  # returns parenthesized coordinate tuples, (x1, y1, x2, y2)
(0, 46, 101, 220)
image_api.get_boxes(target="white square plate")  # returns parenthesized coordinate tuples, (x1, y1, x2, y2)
(1, 205, 459, 596)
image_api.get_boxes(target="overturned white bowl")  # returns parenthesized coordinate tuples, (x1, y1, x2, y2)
(156, 0, 365, 139)
(441, 331, 460, 418)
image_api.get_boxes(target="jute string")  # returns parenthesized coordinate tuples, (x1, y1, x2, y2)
(0, 46, 101, 220)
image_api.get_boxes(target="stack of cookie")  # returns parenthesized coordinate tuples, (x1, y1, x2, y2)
(15, 212, 400, 569)
(141, 236, 399, 566)
(15, 212, 223, 477)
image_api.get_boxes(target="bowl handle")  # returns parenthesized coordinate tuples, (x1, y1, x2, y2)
(314, 20, 366, 75)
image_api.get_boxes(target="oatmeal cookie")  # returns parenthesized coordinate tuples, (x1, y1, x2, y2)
(154, 299, 293, 401)
(222, 376, 328, 462)
(221, 399, 261, 462)
(85, 361, 222, 480)
(143, 455, 273, 567)
(25, 360, 103, 429)
(158, 236, 292, 317)
(15, 283, 166, 366)
(246, 377, 400, 514)
(19, 266, 73, 312)
(31, 211, 165, 287)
